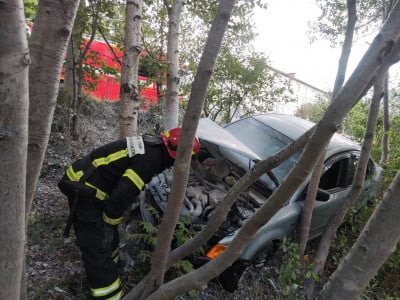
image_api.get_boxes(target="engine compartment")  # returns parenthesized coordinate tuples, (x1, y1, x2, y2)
(140, 155, 272, 242)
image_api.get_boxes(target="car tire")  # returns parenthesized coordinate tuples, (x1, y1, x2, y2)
(217, 259, 249, 292)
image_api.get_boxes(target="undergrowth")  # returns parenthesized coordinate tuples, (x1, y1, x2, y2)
(125, 206, 204, 281)
(327, 198, 400, 299)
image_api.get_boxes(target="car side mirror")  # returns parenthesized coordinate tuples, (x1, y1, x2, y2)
(316, 188, 330, 202)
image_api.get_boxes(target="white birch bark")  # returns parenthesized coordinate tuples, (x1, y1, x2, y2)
(163, 0, 183, 130)
(119, 0, 143, 138)
(0, 1, 29, 298)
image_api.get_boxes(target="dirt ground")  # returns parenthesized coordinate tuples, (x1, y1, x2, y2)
(26, 101, 288, 299)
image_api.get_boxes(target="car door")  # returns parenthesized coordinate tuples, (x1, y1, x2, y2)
(300, 151, 359, 239)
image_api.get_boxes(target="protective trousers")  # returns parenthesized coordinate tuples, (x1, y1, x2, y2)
(59, 177, 122, 300)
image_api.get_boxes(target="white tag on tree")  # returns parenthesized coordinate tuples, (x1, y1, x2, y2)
(126, 136, 145, 157)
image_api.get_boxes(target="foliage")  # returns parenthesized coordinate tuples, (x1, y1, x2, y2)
(325, 200, 400, 299)
(69, 0, 123, 94)
(125, 206, 203, 277)
(369, 241, 400, 298)
(381, 89, 400, 185)
(279, 238, 319, 299)
(295, 96, 330, 123)
(295, 90, 400, 298)
(309, 0, 383, 47)
(82, 0, 125, 44)
(323, 92, 400, 298)
(327, 205, 373, 271)
(173, 0, 293, 124)
(295, 96, 384, 160)
(186, 0, 267, 46)
(140, 0, 170, 104)
(24, 0, 38, 20)
(81, 50, 120, 92)
(142, 0, 288, 127)
(342, 101, 373, 141)
(343, 91, 400, 187)
(140, 0, 270, 113)
(138, 102, 164, 135)
(202, 49, 295, 124)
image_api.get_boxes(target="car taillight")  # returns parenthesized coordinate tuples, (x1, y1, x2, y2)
(206, 244, 227, 259)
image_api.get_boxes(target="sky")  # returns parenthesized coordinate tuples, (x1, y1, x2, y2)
(253, 0, 371, 92)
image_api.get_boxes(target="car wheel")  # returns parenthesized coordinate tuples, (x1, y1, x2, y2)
(217, 259, 249, 292)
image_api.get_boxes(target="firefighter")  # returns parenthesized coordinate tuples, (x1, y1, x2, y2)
(58, 128, 200, 300)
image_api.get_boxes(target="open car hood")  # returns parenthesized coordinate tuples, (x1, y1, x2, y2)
(197, 118, 262, 162)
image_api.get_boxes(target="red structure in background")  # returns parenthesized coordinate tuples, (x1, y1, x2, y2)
(26, 19, 159, 107)
(69, 39, 159, 106)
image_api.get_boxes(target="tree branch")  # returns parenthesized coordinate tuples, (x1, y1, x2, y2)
(97, 24, 122, 65)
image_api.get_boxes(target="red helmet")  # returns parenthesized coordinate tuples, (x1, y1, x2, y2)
(161, 127, 200, 159)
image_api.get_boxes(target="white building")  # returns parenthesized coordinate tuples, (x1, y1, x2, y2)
(268, 65, 330, 115)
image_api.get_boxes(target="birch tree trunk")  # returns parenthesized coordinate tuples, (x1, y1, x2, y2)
(71, 0, 105, 140)
(26, 0, 80, 217)
(64, 33, 77, 100)
(64, 26, 80, 135)
(65, 1, 85, 136)
(298, 148, 326, 257)
(126, 1, 237, 299)
(380, 73, 390, 166)
(71, 17, 97, 140)
(119, 0, 143, 138)
(306, 74, 384, 299)
(318, 170, 400, 300)
(331, 0, 357, 98)
(163, 0, 183, 130)
(379, 1, 393, 167)
(0, 1, 29, 298)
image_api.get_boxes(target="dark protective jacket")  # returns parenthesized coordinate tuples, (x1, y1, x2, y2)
(64, 135, 174, 225)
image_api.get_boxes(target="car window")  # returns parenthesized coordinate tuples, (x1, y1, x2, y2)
(296, 151, 360, 202)
(319, 151, 359, 192)
(224, 117, 300, 185)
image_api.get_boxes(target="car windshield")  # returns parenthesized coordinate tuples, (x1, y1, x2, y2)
(224, 117, 301, 188)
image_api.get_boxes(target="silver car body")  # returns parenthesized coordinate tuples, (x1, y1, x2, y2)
(197, 114, 382, 261)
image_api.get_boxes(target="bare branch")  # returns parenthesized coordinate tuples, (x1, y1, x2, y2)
(97, 24, 122, 65)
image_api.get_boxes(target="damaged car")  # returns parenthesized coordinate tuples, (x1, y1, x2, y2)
(136, 114, 383, 292)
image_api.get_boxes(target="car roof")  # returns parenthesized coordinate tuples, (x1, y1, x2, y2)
(197, 114, 361, 164)
(252, 114, 315, 140)
(249, 114, 360, 156)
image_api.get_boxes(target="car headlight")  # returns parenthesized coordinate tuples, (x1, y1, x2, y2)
(206, 243, 227, 259)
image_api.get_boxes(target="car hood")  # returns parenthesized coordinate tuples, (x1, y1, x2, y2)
(197, 118, 262, 162)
